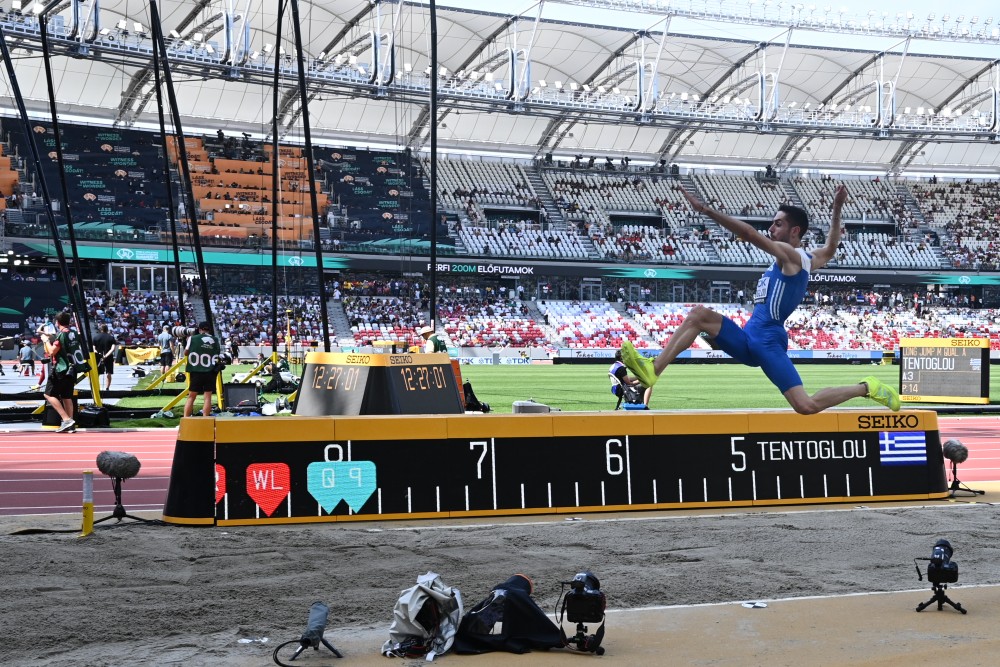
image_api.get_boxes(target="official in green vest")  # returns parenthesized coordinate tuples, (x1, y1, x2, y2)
(418, 325, 446, 353)
(183, 321, 223, 418)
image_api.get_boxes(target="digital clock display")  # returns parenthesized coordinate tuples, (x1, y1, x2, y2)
(293, 352, 463, 416)
(898, 338, 990, 405)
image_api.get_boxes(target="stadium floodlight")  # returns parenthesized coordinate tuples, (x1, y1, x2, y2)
(116, 19, 127, 30)
(11, 1, 22, 12)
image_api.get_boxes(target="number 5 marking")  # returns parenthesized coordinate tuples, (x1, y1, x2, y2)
(470, 441, 488, 479)
(731, 436, 746, 472)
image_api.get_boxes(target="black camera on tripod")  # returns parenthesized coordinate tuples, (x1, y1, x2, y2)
(914, 538, 966, 614)
(926, 539, 958, 585)
(564, 572, 606, 623)
(558, 572, 607, 654)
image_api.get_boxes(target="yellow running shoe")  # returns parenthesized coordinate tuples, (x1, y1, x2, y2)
(863, 376, 900, 411)
(621, 341, 658, 388)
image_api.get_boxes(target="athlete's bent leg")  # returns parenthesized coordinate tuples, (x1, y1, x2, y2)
(621, 306, 725, 387)
(783, 382, 869, 415)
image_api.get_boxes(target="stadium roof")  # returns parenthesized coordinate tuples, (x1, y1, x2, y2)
(2, 0, 1000, 175)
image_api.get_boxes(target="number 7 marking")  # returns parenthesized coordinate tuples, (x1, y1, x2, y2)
(470, 441, 488, 479)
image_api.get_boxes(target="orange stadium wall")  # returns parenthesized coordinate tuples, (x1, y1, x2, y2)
(163, 409, 948, 527)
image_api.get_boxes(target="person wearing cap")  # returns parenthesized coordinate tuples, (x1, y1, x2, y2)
(183, 321, 222, 418)
(156, 324, 174, 378)
(418, 325, 446, 353)
(18, 339, 38, 376)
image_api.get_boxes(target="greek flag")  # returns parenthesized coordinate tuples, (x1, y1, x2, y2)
(879, 431, 927, 466)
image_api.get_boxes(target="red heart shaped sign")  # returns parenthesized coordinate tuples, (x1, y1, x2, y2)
(246, 463, 290, 516)
(215, 464, 226, 505)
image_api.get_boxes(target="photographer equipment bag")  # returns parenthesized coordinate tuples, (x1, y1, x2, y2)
(76, 405, 110, 428)
(454, 574, 563, 654)
(462, 380, 490, 413)
(382, 572, 463, 659)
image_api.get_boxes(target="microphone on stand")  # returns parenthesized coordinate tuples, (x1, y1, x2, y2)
(273, 601, 342, 665)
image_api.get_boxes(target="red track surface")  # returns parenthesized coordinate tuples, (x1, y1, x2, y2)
(0, 417, 997, 517)
(0, 429, 176, 516)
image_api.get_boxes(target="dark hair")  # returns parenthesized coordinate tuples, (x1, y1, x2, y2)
(56, 312, 71, 327)
(198, 320, 212, 332)
(614, 350, 623, 361)
(99, 324, 109, 333)
(778, 203, 809, 236)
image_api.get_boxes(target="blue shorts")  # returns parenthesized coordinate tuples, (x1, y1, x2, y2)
(713, 318, 802, 393)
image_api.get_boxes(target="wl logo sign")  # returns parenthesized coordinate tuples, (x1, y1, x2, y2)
(306, 461, 377, 513)
(246, 463, 290, 516)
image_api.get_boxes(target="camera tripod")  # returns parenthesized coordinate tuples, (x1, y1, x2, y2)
(916, 582, 967, 614)
(564, 622, 605, 655)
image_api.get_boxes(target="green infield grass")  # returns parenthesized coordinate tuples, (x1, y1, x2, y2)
(459, 362, 910, 413)
(108, 361, 986, 426)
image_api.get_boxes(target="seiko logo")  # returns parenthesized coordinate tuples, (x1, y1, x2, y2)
(389, 355, 413, 365)
(345, 355, 370, 364)
(950, 339, 981, 347)
(857, 414, 919, 429)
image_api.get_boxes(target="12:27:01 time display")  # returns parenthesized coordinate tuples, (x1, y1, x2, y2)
(311, 364, 363, 391)
(397, 365, 447, 391)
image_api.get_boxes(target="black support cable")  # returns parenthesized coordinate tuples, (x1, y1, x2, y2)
(37, 7, 93, 351)
(150, 35, 186, 324)
(428, 0, 439, 330)
(148, 0, 214, 333)
(270, 0, 284, 358)
(289, 0, 331, 350)
(0, 26, 85, 333)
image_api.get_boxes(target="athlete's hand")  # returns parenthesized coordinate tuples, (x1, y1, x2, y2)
(680, 186, 706, 214)
(833, 184, 848, 208)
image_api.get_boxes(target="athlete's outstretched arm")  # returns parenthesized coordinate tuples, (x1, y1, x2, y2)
(679, 185, 796, 264)
(810, 184, 847, 270)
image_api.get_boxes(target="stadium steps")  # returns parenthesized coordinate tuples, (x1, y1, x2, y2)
(526, 166, 564, 229)
(781, 180, 806, 208)
(190, 299, 208, 325)
(328, 298, 351, 342)
(896, 183, 929, 225)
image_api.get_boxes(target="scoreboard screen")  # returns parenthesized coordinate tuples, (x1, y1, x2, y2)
(898, 338, 990, 405)
(293, 351, 464, 416)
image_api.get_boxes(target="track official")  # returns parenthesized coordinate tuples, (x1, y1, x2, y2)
(183, 321, 222, 418)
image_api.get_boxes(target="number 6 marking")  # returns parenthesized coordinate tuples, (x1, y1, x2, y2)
(470, 441, 488, 479)
(605, 439, 624, 476)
